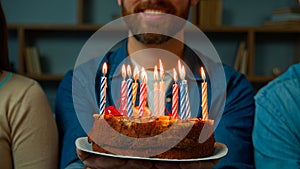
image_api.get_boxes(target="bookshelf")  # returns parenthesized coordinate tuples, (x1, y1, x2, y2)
(6, 0, 300, 84)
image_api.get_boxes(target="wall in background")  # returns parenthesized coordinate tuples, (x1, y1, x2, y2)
(2, 0, 298, 110)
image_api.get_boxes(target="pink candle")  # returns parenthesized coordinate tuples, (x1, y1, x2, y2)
(120, 64, 127, 114)
(138, 67, 147, 117)
(159, 59, 165, 116)
(201, 67, 208, 120)
(172, 68, 179, 119)
(154, 65, 159, 116)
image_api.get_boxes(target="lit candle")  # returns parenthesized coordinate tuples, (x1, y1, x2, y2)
(172, 68, 179, 119)
(159, 59, 165, 116)
(126, 65, 133, 117)
(179, 65, 191, 120)
(120, 64, 127, 114)
(99, 62, 108, 116)
(132, 66, 139, 107)
(138, 67, 147, 117)
(154, 65, 159, 116)
(178, 60, 182, 74)
(201, 67, 208, 120)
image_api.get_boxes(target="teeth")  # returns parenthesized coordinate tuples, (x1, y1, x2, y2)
(144, 10, 165, 15)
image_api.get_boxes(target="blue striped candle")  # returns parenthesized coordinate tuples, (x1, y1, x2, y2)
(99, 62, 107, 117)
(126, 65, 133, 117)
(179, 65, 191, 120)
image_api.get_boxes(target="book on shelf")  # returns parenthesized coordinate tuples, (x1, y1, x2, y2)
(234, 41, 246, 71)
(270, 13, 300, 21)
(272, 6, 300, 14)
(264, 20, 300, 27)
(239, 49, 248, 75)
(264, 6, 300, 26)
(199, 0, 222, 27)
(25, 47, 42, 75)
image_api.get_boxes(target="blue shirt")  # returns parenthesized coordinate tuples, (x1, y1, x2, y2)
(253, 64, 300, 169)
(55, 40, 255, 169)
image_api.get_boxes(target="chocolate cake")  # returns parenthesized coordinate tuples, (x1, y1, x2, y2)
(88, 111, 215, 159)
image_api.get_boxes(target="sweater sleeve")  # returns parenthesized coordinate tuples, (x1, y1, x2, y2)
(214, 67, 255, 169)
(10, 80, 59, 169)
(253, 78, 300, 169)
(55, 70, 87, 169)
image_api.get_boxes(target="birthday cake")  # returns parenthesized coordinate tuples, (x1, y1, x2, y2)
(88, 62, 215, 159)
(88, 106, 215, 159)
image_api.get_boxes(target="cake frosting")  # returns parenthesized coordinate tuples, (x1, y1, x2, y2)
(88, 106, 215, 159)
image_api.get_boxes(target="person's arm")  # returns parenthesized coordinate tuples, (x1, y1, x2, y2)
(55, 70, 87, 169)
(11, 81, 59, 169)
(253, 80, 300, 169)
(214, 67, 255, 169)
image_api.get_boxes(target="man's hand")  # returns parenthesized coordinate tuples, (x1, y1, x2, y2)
(77, 148, 153, 169)
(77, 148, 219, 169)
(154, 160, 219, 169)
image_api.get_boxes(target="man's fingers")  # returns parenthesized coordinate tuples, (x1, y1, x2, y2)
(76, 148, 90, 161)
(179, 159, 219, 169)
(122, 159, 153, 169)
(155, 162, 181, 169)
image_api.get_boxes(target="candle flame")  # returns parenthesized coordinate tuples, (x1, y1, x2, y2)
(127, 65, 132, 77)
(154, 65, 159, 81)
(201, 67, 206, 81)
(141, 67, 147, 83)
(178, 60, 182, 74)
(133, 65, 139, 81)
(102, 62, 108, 75)
(173, 68, 178, 82)
(159, 59, 164, 80)
(179, 65, 186, 80)
(121, 64, 126, 79)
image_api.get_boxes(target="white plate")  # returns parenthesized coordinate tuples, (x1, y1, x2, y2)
(75, 137, 228, 162)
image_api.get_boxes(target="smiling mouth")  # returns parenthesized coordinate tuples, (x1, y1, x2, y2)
(143, 9, 168, 15)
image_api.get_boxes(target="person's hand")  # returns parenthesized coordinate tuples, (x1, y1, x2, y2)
(77, 148, 153, 169)
(154, 159, 220, 169)
(77, 148, 219, 169)
(179, 160, 219, 169)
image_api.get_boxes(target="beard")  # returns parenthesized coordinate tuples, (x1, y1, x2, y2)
(121, 0, 190, 44)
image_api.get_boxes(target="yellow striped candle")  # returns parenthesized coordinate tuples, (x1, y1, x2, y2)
(132, 66, 139, 107)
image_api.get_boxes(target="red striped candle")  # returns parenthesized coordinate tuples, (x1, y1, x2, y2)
(201, 67, 208, 120)
(138, 67, 147, 117)
(172, 68, 179, 119)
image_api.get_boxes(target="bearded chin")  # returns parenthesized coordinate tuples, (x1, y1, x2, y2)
(134, 33, 171, 44)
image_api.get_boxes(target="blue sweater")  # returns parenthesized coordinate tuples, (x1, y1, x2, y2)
(253, 64, 300, 169)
